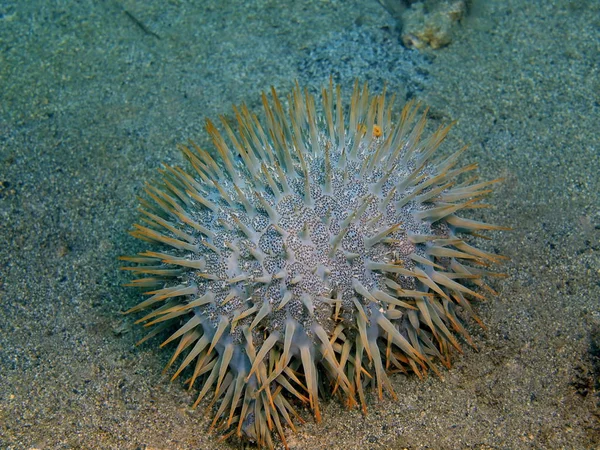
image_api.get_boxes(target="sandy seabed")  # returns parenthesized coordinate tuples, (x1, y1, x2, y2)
(1, 1, 598, 449)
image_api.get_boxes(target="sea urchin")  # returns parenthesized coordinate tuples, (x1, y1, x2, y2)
(121, 80, 508, 449)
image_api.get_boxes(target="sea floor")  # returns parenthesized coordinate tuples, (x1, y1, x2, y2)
(1, 0, 598, 449)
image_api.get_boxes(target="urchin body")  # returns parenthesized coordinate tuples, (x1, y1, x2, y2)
(122, 81, 506, 449)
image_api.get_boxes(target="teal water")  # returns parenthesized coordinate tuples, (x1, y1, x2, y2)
(1, 1, 598, 448)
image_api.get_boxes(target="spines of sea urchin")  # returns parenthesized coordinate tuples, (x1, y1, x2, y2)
(121, 80, 508, 449)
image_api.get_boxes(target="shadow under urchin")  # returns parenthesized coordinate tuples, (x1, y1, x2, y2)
(120, 80, 508, 449)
